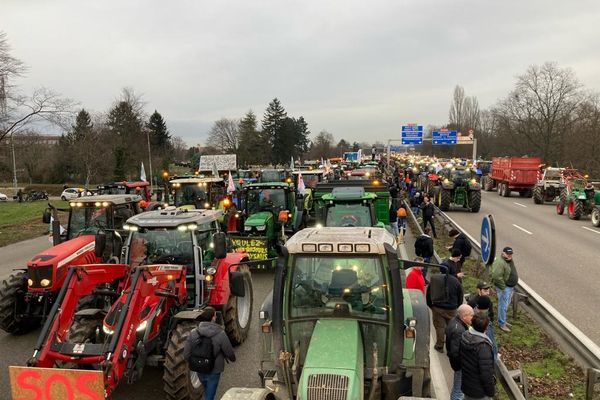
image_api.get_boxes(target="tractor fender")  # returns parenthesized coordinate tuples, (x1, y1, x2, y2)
(220, 387, 275, 400)
(407, 288, 430, 369)
(441, 183, 454, 190)
(208, 252, 249, 306)
(173, 309, 214, 321)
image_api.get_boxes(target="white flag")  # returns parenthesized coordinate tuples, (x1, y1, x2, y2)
(297, 172, 306, 195)
(290, 156, 294, 171)
(227, 171, 236, 194)
(212, 162, 219, 178)
(141, 162, 147, 182)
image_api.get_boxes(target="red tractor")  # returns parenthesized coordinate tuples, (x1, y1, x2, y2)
(0, 194, 143, 334)
(18, 208, 254, 399)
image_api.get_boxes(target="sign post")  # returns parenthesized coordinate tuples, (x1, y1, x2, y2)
(480, 214, 496, 265)
(432, 129, 458, 145)
(401, 124, 423, 145)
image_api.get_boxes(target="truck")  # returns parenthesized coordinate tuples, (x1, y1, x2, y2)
(488, 156, 542, 197)
(0, 194, 143, 334)
(221, 227, 431, 400)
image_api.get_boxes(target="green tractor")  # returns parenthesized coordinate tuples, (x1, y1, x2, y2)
(230, 182, 304, 266)
(222, 227, 431, 400)
(434, 167, 481, 213)
(557, 179, 600, 226)
(319, 187, 385, 228)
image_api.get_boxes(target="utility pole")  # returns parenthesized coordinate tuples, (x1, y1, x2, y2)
(11, 132, 17, 189)
(146, 129, 153, 192)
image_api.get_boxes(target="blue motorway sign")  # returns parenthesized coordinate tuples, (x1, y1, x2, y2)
(480, 214, 496, 265)
(432, 130, 457, 145)
(401, 125, 423, 145)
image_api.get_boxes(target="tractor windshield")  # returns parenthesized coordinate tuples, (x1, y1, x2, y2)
(174, 184, 207, 207)
(128, 228, 194, 267)
(261, 170, 285, 182)
(68, 206, 111, 239)
(290, 255, 388, 321)
(325, 203, 372, 227)
(247, 188, 287, 214)
(299, 174, 321, 188)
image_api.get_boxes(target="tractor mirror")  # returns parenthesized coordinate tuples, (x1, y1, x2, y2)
(278, 210, 289, 223)
(213, 232, 227, 259)
(42, 210, 51, 224)
(95, 232, 107, 258)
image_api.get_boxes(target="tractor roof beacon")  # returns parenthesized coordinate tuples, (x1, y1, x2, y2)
(222, 227, 432, 400)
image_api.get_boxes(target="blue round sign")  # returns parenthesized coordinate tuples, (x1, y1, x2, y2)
(480, 215, 496, 265)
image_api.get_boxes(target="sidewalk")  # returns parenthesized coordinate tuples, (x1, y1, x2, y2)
(398, 220, 453, 400)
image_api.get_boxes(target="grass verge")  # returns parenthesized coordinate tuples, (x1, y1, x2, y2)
(0, 201, 69, 247)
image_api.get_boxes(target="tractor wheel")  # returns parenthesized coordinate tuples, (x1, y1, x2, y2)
(483, 177, 494, 192)
(163, 320, 204, 400)
(225, 265, 253, 345)
(497, 183, 503, 196)
(0, 272, 38, 334)
(533, 186, 543, 204)
(557, 189, 567, 215)
(468, 191, 481, 213)
(440, 190, 451, 211)
(568, 200, 583, 220)
(591, 208, 600, 227)
(502, 184, 511, 197)
(56, 318, 102, 368)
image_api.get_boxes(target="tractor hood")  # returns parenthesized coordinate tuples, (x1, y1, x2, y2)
(244, 211, 273, 227)
(298, 319, 363, 400)
(28, 235, 96, 268)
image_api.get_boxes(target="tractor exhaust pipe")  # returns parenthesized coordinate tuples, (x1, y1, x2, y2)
(368, 342, 379, 400)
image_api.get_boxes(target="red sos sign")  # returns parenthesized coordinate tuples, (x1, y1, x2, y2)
(9, 366, 104, 400)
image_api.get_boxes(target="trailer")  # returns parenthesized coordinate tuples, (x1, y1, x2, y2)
(488, 157, 542, 197)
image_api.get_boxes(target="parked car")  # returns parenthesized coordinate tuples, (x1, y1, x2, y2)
(0, 193, 8, 201)
(60, 188, 82, 201)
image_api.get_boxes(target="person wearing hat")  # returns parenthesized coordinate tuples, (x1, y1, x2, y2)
(490, 247, 518, 332)
(468, 285, 498, 360)
(441, 248, 465, 279)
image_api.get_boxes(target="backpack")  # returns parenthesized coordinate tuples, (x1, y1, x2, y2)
(429, 273, 450, 306)
(396, 207, 407, 218)
(414, 235, 426, 256)
(463, 238, 472, 257)
(188, 330, 215, 373)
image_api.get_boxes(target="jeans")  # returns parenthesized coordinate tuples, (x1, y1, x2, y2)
(198, 372, 221, 400)
(451, 370, 464, 400)
(496, 286, 514, 327)
(390, 221, 399, 236)
(398, 218, 406, 234)
(423, 217, 437, 237)
(422, 256, 431, 282)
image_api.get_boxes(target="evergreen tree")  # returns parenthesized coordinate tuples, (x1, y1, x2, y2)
(107, 101, 144, 179)
(238, 110, 266, 166)
(146, 110, 171, 149)
(261, 98, 287, 164)
(68, 109, 93, 144)
(294, 116, 311, 158)
(352, 142, 360, 152)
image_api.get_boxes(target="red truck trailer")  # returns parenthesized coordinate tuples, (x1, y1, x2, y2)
(489, 157, 542, 197)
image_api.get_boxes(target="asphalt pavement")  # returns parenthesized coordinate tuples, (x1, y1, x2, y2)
(0, 236, 51, 279)
(442, 190, 600, 344)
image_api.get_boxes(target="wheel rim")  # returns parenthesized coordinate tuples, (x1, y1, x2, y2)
(236, 277, 251, 329)
(568, 200, 574, 215)
(190, 370, 202, 389)
(592, 210, 600, 225)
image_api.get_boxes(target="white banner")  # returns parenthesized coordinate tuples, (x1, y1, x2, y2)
(199, 154, 237, 171)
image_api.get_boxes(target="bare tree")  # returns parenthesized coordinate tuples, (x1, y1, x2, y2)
(309, 131, 336, 159)
(565, 94, 600, 176)
(449, 85, 480, 134)
(449, 85, 466, 130)
(206, 118, 239, 153)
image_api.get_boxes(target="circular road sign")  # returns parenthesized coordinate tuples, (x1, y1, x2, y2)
(480, 214, 496, 265)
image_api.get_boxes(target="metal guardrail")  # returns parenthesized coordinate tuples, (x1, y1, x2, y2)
(434, 206, 600, 399)
(403, 199, 526, 400)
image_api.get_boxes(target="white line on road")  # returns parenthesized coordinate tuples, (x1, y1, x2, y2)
(582, 226, 600, 235)
(512, 224, 533, 235)
(513, 202, 527, 208)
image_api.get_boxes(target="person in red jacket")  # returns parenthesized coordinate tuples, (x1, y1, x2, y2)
(405, 257, 425, 294)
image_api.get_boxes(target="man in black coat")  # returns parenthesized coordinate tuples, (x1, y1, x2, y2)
(449, 229, 471, 270)
(419, 195, 437, 238)
(426, 271, 463, 352)
(460, 313, 495, 399)
(414, 227, 434, 282)
(441, 249, 465, 280)
(445, 304, 474, 400)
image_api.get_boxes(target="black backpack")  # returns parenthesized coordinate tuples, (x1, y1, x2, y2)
(414, 236, 426, 257)
(188, 330, 215, 373)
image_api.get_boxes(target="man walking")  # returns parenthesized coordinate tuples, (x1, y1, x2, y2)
(420, 195, 437, 238)
(426, 269, 463, 352)
(490, 247, 518, 332)
(414, 227, 434, 282)
(184, 307, 236, 400)
(389, 203, 399, 238)
(460, 314, 496, 399)
(446, 304, 474, 400)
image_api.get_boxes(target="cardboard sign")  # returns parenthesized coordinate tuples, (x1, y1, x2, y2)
(231, 237, 269, 260)
(9, 366, 104, 400)
(199, 154, 237, 172)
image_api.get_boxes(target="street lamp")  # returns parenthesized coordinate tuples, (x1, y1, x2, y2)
(146, 130, 153, 191)
(11, 132, 17, 189)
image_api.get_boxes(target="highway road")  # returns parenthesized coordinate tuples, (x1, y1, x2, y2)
(442, 190, 600, 344)
(0, 236, 51, 279)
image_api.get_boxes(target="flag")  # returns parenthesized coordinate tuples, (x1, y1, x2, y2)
(212, 162, 219, 178)
(297, 172, 306, 195)
(140, 162, 147, 182)
(357, 149, 362, 160)
(227, 171, 236, 194)
(290, 156, 294, 171)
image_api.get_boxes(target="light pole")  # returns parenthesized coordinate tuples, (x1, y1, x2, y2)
(146, 130, 154, 191)
(11, 132, 17, 189)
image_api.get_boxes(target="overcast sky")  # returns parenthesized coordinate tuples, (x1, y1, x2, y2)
(3, 0, 600, 147)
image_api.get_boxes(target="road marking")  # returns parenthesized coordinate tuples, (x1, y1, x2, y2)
(512, 224, 533, 235)
(513, 202, 527, 208)
(582, 226, 600, 235)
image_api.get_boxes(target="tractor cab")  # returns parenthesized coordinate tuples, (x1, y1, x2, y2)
(168, 177, 226, 209)
(320, 187, 382, 228)
(259, 168, 292, 183)
(97, 181, 151, 201)
(292, 169, 329, 189)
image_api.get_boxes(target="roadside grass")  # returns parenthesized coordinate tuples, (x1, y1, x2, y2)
(407, 212, 586, 399)
(0, 201, 69, 247)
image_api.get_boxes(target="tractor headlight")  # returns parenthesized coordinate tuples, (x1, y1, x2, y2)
(102, 324, 114, 335)
(27, 279, 33, 287)
(256, 225, 266, 231)
(204, 202, 210, 208)
(444, 179, 449, 184)
(40, 279, 51, 287)
(244, 225, 252, 232)
(205, 275, 213, 282)
(206, 267, 217, 275)
(136, 320, 148, 332)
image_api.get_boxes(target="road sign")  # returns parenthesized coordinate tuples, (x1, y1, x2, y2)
(401, 124, 423, 145)
(432, 129, 457, 145)
(480, 214, 496, 265)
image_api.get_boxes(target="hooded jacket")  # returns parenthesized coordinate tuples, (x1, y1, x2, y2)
(183, 321, 236, 374)
(460, 329, 495, 398)
(445, 315, 468, 371)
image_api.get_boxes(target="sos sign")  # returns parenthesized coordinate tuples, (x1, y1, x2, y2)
(9, 366, 104, 400)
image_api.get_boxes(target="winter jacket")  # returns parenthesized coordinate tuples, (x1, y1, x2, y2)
(389, 207, 398, 223)
(490, 257, 515, 290)
(505, 259, 519, 287)
(426, 273, 463, 310)
(414, 234, 434, 258)
(460, 330, 495, 398)
(405, 268, 425, 294)
(420, 202, 435, 218)
(440, 258, 460, 277)
(451, 233, 471, 259)
(183, 321, 236, 374)
(467, 294, 495, 321)
(445, 315, 468, 371)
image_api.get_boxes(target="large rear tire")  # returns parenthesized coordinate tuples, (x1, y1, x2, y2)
(163, 321, 205, 400)
(0, 272, 38, 334)
(568, 200, 583, 220)
(439, 190, 451, 211)
(533, 186, 543, 204)
(225, 265, 253, 345)
(483, 176, 494, 192)
(557, 189, 567, 215)
(502, 184, 511, 197)
(591, 208, 600, 227)
(57, 318, 102, 368)
(468, 191, 481, 213)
